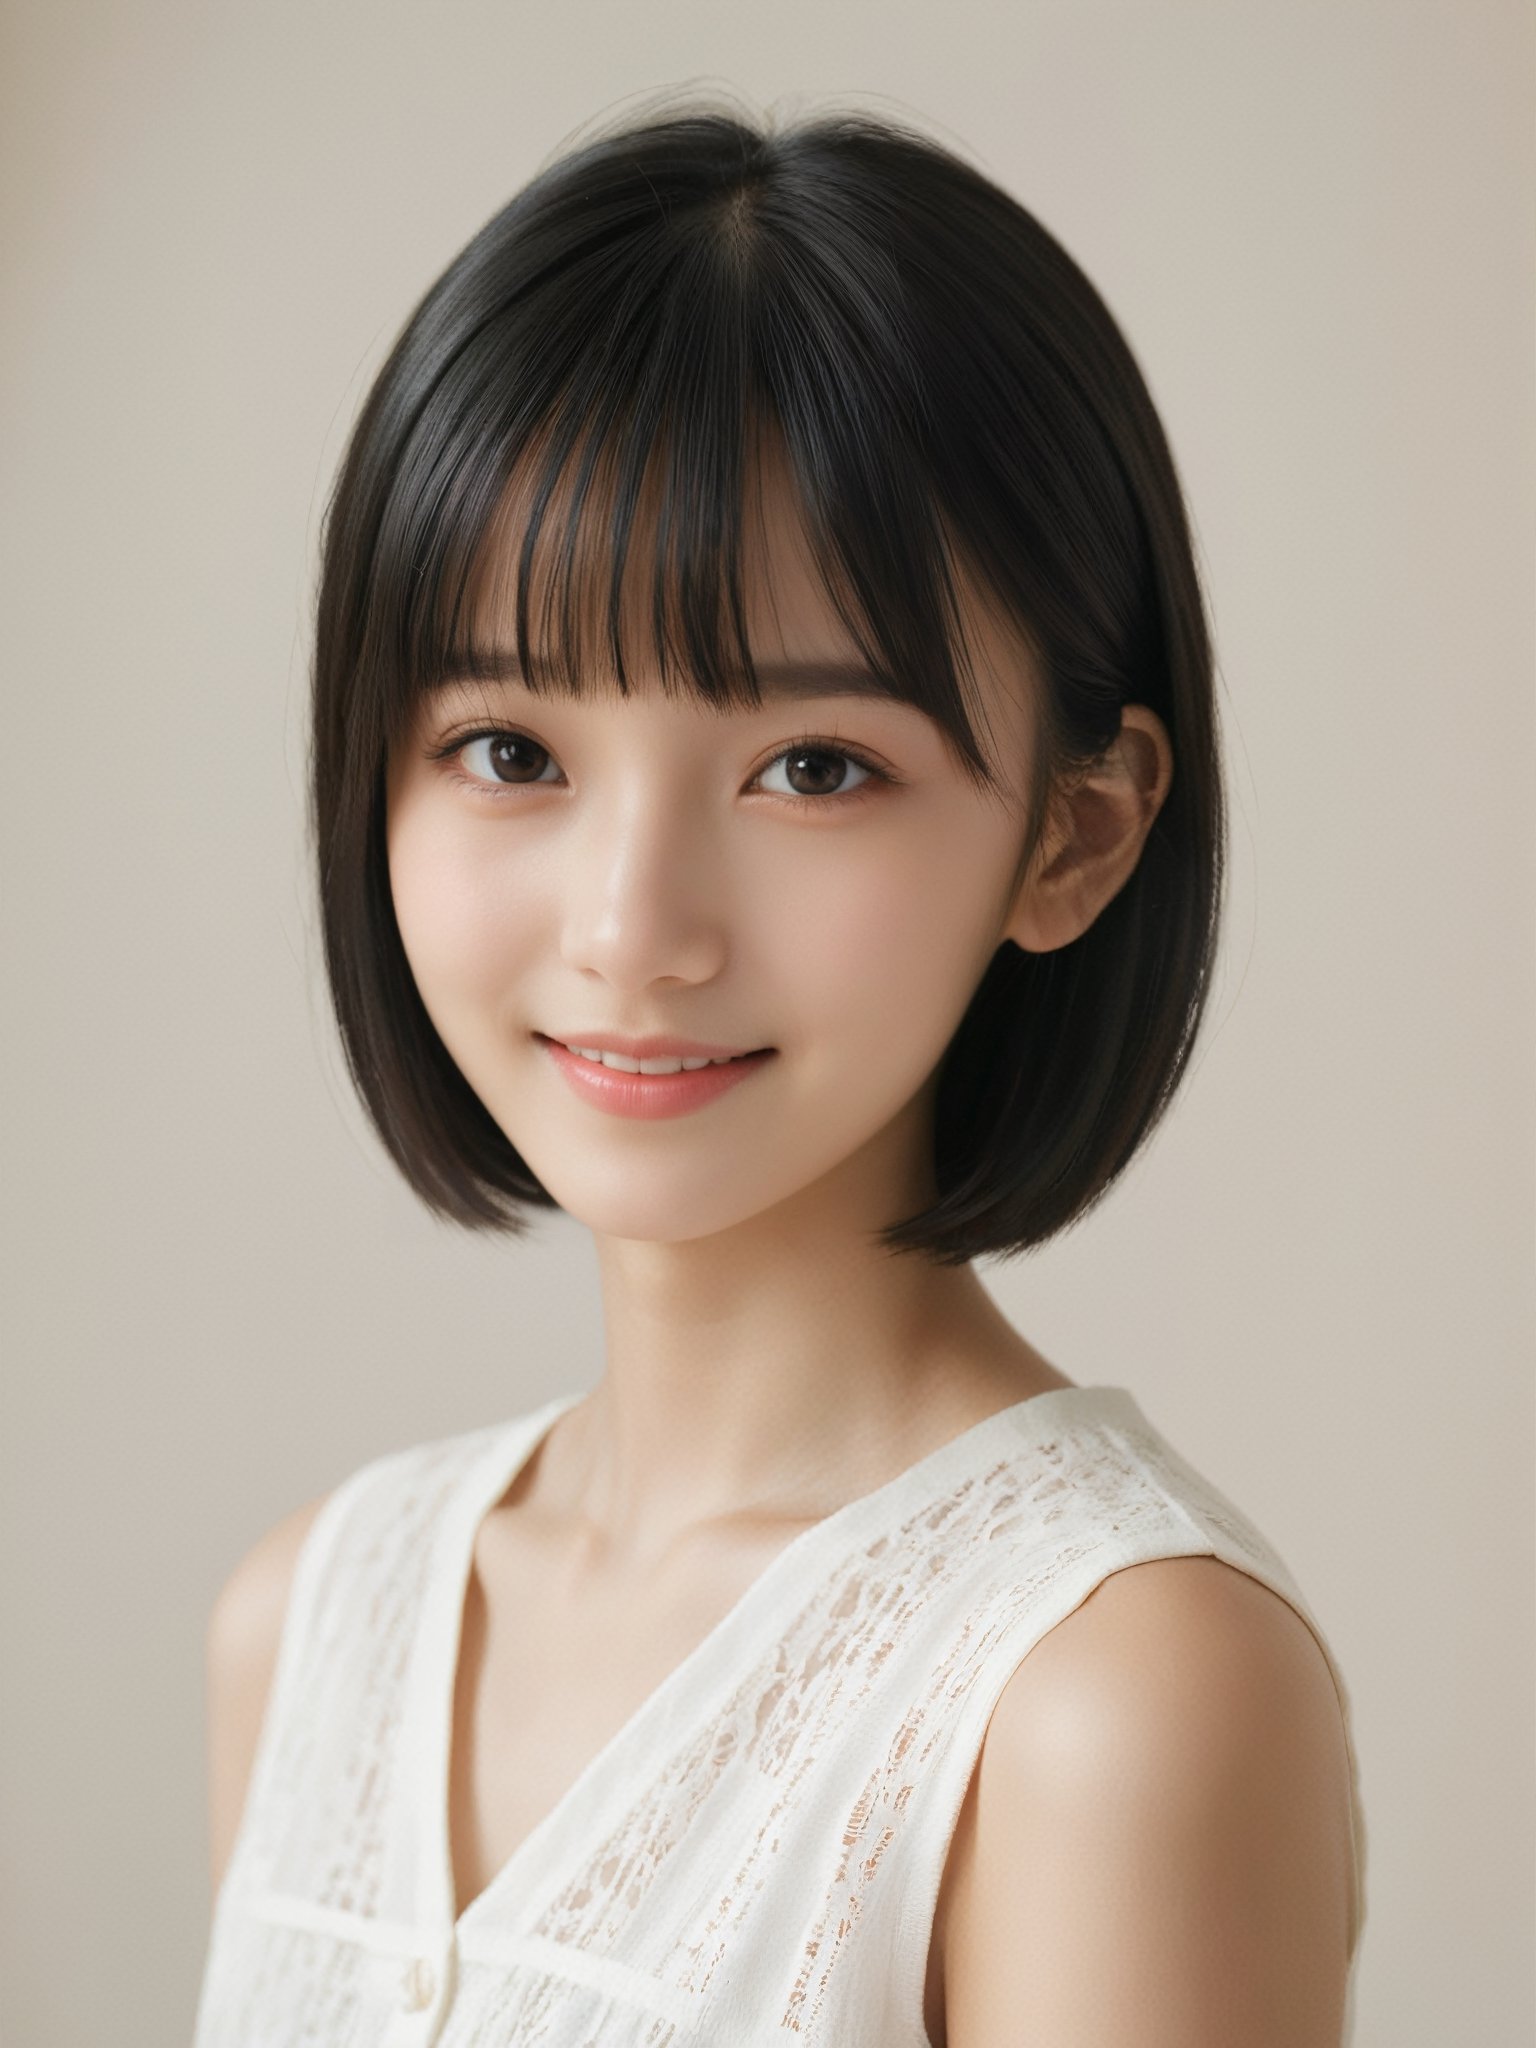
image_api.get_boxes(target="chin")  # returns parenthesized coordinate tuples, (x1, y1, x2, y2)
(503, 1104, 893, 1245)
(522, 1151, 804, 1246)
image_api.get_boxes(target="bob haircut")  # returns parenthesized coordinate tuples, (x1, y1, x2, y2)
(311, 97, 1225, 1268)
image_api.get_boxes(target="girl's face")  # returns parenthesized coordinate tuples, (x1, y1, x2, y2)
(385, 456, 1044, 1247)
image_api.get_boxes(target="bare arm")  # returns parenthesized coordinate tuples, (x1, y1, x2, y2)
(941, 1555, 1358, 2047)
(204, 1492, 332, 1899)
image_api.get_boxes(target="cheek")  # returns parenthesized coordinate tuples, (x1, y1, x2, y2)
(748, 820, 1009, 1064)
(386, 800, 533, 1022)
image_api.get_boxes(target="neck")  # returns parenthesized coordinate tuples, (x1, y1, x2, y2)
(544, 1131, 1066, 1566)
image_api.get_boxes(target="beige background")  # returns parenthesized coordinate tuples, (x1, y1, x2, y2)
(2, 2, 1531, 2042)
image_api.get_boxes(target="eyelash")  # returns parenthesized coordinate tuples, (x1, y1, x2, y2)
(426, 726, 894, 810)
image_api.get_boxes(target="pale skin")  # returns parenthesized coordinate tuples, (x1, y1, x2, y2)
(206, 446, 1358, 2043)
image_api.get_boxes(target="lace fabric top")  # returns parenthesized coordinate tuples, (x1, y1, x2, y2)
(193, 1383, 1367, 2046)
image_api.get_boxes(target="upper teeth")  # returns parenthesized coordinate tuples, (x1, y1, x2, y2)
(565, 1045, 747, 1074)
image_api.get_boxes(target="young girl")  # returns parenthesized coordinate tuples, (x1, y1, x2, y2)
(196, 100, 1365, 2046)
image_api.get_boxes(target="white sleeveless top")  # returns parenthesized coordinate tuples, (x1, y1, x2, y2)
(193, 1383, 1367, 2046)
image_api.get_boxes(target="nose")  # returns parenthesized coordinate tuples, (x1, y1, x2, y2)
(558, 788, 729, 992)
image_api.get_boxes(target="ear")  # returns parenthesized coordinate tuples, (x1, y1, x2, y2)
(1004, 706, 1174, 955)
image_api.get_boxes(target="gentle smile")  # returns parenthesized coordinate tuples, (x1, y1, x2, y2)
(537, 1035, 777, 1120)
(550, 1040, 765, 1074)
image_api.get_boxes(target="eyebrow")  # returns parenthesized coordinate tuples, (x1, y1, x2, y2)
(433, 654, 901, 705)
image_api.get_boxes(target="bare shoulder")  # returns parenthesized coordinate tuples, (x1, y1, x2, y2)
(204, 1489, 334, 1898)
(940, 1556, 1357, 2048)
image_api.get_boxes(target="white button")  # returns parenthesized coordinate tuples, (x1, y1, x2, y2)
(401, 1957, 436, 2011)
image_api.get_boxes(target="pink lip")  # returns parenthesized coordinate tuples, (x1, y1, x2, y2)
(539, 1030, 766, 1060)
(539, 1036, 777, 1120)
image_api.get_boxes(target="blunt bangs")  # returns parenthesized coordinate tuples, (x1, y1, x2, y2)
(313, 97, 1225, 1263)
(357, 196, 1019, 803)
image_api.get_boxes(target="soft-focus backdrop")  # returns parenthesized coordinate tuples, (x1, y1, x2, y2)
(2, 4, 1531, 2043)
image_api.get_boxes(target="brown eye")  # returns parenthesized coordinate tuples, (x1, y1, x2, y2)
(459, 732, 557, 785)
(756, 744, 877, 802)
(787, 749, 846, 796)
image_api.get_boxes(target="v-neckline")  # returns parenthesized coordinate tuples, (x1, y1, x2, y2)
(407, 1380, 1140, 1941)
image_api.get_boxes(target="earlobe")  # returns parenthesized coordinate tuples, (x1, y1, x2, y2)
(1004, 706, 1174, 955)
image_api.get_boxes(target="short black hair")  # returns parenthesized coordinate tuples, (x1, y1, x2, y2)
(311, 95, 1225, 1266)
